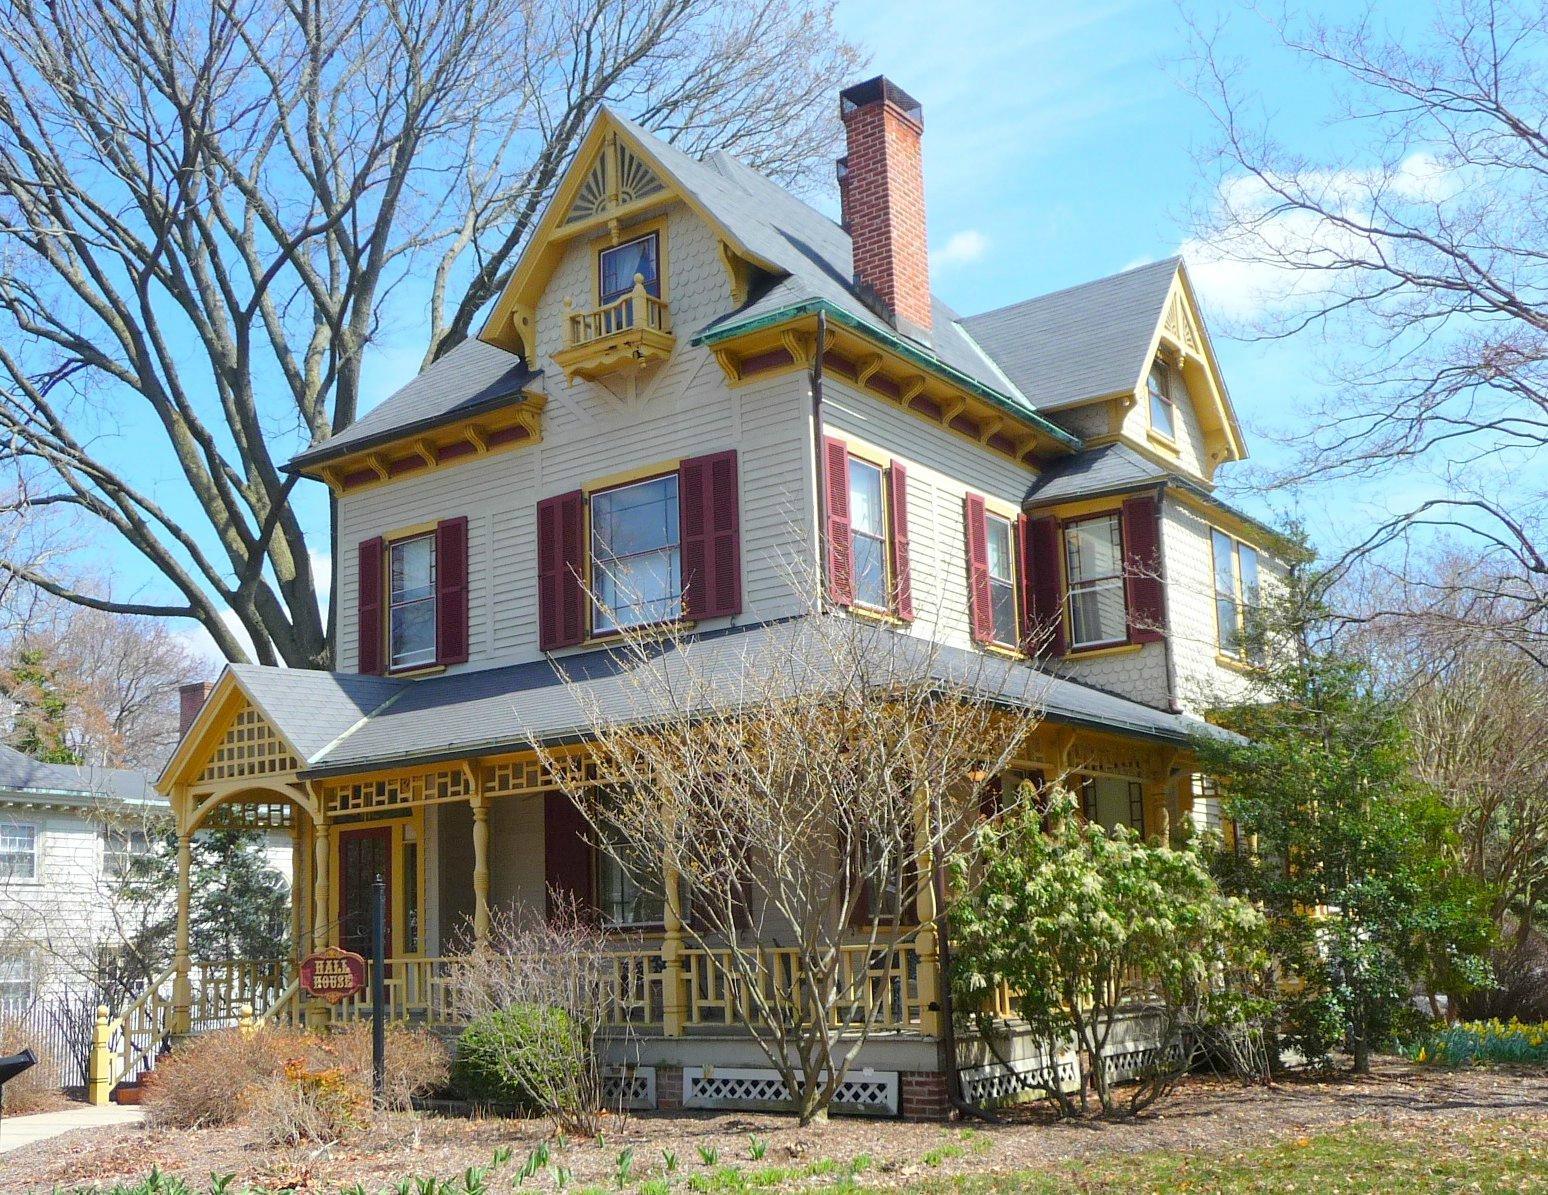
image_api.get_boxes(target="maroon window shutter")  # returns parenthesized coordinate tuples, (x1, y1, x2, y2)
(680, 450, 742, 620)
(544, 793, 595, 921)
(887, 462, 914, 620)
(1026, 514, 1067, 658)
(1122, 493, 1165, 643)
(822, 436, 854, 605)
(356, 537, 385, 675)
(537, 490, 586, 651)
(434, 517, 470, 666)
(964, 493, 993, 644)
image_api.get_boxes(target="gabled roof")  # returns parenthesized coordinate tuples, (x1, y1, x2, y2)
(215, 621, 1229, 780)
(0, 743, 156, 804)
(1023, 440, 1173, 504)
(961, 258, 1183, 411)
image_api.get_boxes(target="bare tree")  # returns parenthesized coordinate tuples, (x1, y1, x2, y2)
(0, 0, 860, 667)
(533, 585, 1043, 1124)
(1186, 1, 1547, 656)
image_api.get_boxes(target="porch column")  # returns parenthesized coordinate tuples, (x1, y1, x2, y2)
(660, 850, 686, 1037)
(913, 795, 943, 1038)
(290, 822, 305, 959)
(312, 820, 331, 948)
(170, 831, 193, 1035)
(1143, 778, 1171, 845)
(471, 795, 490, 947)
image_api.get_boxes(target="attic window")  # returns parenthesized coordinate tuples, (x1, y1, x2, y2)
(1147, 360, 1176, 440)
(599, 233, 660, 306)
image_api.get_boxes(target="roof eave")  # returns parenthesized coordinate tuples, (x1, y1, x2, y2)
(694, 300, 1082, 451)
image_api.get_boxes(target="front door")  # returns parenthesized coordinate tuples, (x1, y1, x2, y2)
(338, 826, 392, 959)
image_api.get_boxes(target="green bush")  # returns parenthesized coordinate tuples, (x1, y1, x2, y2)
(452, 1003, 583, 1110)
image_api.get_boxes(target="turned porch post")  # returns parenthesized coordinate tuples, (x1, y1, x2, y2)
(660, 847, 687, 1037)
(290, 822, 305, 959)
(170, 829, 194, 1035)
(913, 792, 944, 1038)
(312, 820, 331, 948)
(471, 795, 490, 946)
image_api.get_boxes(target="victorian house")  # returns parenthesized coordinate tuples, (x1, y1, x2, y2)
(91, 77, 1284, 1115)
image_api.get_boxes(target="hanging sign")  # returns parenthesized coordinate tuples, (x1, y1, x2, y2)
(299, 947, 367, 1004)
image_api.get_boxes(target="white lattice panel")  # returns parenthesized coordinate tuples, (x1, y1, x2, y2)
(602, 1065, 656, 1110)
(683, 1066, 897, 1117)
(1102, 1038, 1187, 1084)
(959, 1052, 1080, 1104)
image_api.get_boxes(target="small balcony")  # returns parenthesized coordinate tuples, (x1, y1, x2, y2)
(552, 274, 675, 382)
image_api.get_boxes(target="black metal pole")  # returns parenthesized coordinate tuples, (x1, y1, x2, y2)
(371, 873, 386, 1106)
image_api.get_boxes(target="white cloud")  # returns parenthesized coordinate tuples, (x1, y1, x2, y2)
(933, 229, 989, 269)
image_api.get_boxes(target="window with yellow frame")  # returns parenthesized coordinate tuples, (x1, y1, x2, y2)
(1212, 528, 1263, 664)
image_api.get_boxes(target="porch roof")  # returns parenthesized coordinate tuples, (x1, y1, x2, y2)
(227, 620, 1230, 780)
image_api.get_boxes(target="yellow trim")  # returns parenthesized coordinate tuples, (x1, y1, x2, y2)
(385, 520, 439, 543)
(1171, 489, 1281, 550)
(329, 808, 426, 960)
(302, 391, 547, 493)
(1215, 652, 1259, 675)
(1145, 427, 1180, 457)
(981, 505, 1022, 652)
(583, 458, 682, 494)
(1066, 641, 1144, 661)
(1210, 524, 1264, 666)
(848, 604, 905, 628)
(712, 314, 1060, 468)
(835, 435, 891, 469)
(982, 494, 1020, 521)
(1030, 495, 1126, 521)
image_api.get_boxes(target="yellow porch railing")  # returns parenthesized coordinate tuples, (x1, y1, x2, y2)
(87, 964, 176, 1105)
(190, 959, 292, 1030)
(564, 278, 670, 347)
(681, 943, 922, 1031)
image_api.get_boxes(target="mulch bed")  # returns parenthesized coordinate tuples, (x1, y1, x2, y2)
(6, 1060, 1547, 1192)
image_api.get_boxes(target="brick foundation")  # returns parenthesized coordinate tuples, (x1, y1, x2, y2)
(899, 1070, 950, 1120)
(655, 1064, 683, 1110)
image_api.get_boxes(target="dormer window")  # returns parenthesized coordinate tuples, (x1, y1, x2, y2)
(599, 232, 660, 306)
(389, 534, 437, 669)
(1147, 360, 1176, 441)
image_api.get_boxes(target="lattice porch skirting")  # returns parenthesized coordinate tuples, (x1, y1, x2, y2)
(602, 1065, 656, 1110)
(682, 1065, 899, 1117)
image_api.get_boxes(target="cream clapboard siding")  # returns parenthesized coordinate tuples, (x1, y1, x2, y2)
(819, 378, 1033, 653)
(336, 200, 812, 673)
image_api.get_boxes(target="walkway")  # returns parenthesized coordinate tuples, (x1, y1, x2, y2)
(0, 1101, 143, 1154)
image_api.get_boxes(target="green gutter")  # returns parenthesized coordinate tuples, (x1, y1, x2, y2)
(694, 299, 1081, 452)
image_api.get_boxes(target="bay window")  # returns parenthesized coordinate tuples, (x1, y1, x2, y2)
(389, 535, 437, 669)
(591, 474, 681, 632)
(1064, 514, 1127, 648)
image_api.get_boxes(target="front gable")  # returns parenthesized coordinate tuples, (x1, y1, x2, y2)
(479, 111, 777, 362)
(1125, 267, 1246, 480)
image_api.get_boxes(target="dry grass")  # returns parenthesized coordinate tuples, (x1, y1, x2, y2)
(144, 1024, 448, 1142)
(8, 1059, 1547, 1193)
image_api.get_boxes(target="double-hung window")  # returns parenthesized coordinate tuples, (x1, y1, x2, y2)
(590, 474, 681, 632)
(599, 232, 661, 306)
(101, 827, 149, 883)
(985, 512, 1019, 647)
(847, 457, 890, 610)
(0, 957, 33, 1015)
(596, 828, 665, 928)
(1147, 359, 1177, 440)
(0, 823, 36, 881)
(389, 535, 437, 669)
(1213, 529, 1262, 663)
(1064, 514, 1127, 648)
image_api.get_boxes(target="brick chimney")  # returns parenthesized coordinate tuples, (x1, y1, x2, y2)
(179, 681, 212, 738)
(838, 76, 931, 342)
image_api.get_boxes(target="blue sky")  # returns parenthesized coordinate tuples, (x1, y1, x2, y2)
(76, 0, 1431, 660)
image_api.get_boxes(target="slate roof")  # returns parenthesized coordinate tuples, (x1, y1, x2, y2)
(0, 743, 157, 804)
(288, 339, 536, 471)
(219, 620, 1225, 779)
(228, 665, 407, 763)
(960, 257, 1181, 410)
(1024, 441, 1172, 505)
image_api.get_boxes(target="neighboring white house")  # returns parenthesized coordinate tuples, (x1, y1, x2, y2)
(0, 743, 291, 1012)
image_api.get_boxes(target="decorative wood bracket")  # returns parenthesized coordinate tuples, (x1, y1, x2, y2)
(856, 354, 885, 387)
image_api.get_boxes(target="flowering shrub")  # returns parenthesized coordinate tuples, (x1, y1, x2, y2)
(1403, 1019, 1548, 1067)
